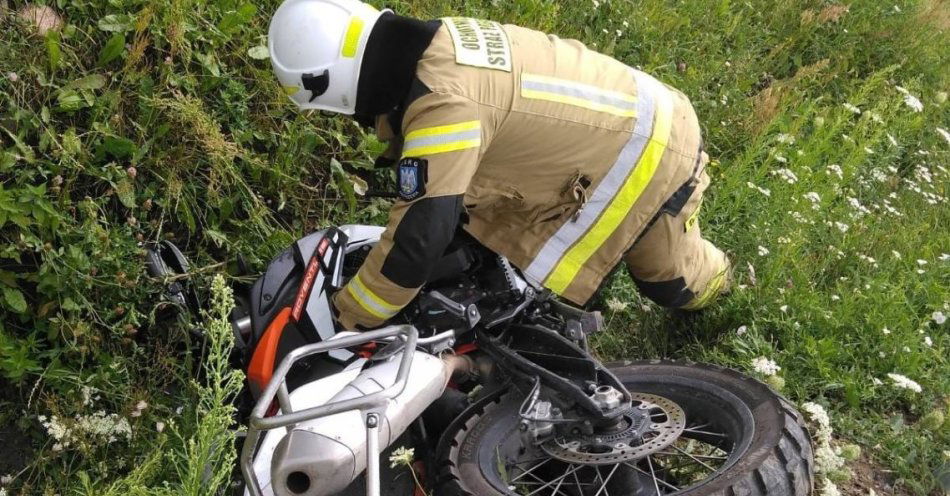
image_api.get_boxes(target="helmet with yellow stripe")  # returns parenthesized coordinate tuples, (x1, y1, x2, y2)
(268, 0, 388, 114)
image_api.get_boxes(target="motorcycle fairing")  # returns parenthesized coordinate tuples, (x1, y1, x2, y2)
(245, 226, 385, 397)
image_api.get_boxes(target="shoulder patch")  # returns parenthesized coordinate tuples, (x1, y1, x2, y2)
(398, 158, 428, 201)
(442, 17, 512, 72)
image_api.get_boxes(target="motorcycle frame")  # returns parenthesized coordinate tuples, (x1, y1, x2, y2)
(240, 324, 420, 496)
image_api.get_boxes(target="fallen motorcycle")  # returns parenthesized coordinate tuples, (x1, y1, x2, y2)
(153, 225, 814, 496)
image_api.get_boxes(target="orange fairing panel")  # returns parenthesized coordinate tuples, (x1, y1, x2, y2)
(248, 307, 292, 394)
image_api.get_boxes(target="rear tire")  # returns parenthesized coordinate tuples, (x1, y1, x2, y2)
(436, 360, 814, 495)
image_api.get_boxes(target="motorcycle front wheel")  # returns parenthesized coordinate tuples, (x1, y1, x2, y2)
(436, 360, 814, 496)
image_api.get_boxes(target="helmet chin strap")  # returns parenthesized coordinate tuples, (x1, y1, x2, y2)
(354, 13, 441, 120)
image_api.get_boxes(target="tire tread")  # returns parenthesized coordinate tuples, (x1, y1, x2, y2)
(436, 360, 815, 496)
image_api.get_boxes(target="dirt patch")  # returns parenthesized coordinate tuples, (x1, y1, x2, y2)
(0, 423, 33, 477)
(840, 454, 914, 496)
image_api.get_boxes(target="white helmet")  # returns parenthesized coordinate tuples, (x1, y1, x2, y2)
(268, 0, 388, 114)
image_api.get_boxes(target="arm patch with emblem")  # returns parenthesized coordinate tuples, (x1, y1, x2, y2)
(398, 158, 427, 201)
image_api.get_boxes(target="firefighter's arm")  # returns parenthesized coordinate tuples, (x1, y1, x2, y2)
(333, 94, 484, 329)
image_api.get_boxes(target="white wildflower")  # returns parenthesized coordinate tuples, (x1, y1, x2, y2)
(156, 421, 166, 433)
(886, 373, 922, 393)
(757, 245, 770, 256)
(894, 86, 923, 112)
(882, 327, 891, 335)
(916, 259, 928, 266)
(615, 29, 622, 37)
(804, 192, 821, 209)
(826, 164, 843, 179)
(0, 474, 11, 485)
(801, 402, 832, 440)
(747, 182, 770, 196)
(780, 305, 788, 313)
(933, 311, 947, 325)
(843, 103, 861, 114)
(776, 133, 796, 144)
(389, 446, 415, 468)
(736, 325, 748, 336)
(751, 357, 781, 376)
(864, 146, 875, 154)
(937, 128, 950, 146)
(887, 133, 899, 146)
(76, 411, 132, 442)
(872, 377, 883, 386)
(834, 221, 849, 233)
(891, 250, 901, 259)
(606, 298, 628, 312)
(775, 154, 788, 163)
(902, 345, 911, 352)
(622, 20, 629, 27)
(819, 478, 842, 496)
(81, 386, 96, 407)
(924, 336, 933, 347)
(940, 253, 950, 261)
(772, 168, 798, 184)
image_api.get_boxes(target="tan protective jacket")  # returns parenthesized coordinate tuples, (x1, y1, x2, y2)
(335, 18, 708, 328)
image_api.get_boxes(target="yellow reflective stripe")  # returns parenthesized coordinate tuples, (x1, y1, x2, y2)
(685, 199, 702, 232)
(521, 73, 637, 118)
(402, 120, 482, 157)
(341, 18, 365, 58)
(544, 89, 675, 293)
(681, 266, 728, 310)
(346, 274, 400, 319)
(404, 120, 481, 141)
(402, 139, 481, 157)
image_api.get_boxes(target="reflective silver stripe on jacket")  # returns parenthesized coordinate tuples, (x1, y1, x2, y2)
(521, 77, 638, 114)
(524, 71, 667, 284)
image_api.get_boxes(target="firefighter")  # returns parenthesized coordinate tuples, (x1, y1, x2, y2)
(268, 0, 731, 329)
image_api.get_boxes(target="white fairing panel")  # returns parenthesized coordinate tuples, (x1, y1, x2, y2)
(340, 224, 385, 253)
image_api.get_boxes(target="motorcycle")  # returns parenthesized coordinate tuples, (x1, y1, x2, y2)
(149, 225, 815, 496)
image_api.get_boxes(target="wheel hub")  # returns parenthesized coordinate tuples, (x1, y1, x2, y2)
(541, 392, 686, 464)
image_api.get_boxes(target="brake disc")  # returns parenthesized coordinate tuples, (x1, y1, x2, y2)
(541, 392, 686, 465)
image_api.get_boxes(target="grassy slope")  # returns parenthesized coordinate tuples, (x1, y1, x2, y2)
(0, 0, 947, 494)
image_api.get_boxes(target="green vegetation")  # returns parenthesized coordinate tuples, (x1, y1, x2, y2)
(0, 0, 947, 494)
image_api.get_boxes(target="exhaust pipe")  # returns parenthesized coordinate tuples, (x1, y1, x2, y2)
(269, 352, 474, 496)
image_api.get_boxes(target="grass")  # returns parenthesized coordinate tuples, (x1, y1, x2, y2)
(0, 0, 947, 494)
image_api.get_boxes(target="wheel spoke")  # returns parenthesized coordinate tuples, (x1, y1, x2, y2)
(653, 451, 728, 461)
(645, 455, 665, 495)
(511, 457, 553, 483)
(671, 444, 718, 471)
(623, 462, 681, 492)
(549, 462, 571, 496)
(593, 463, 619, 496)
(682, 428, 727, 438)
(524, 463, 584, 496)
